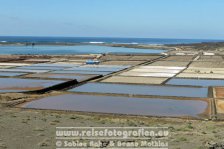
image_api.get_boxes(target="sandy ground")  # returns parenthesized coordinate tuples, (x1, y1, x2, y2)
(162, 56, 195, 61)
(1, 106, 224, 149)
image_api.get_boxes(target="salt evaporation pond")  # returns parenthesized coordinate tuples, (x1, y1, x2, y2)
(22, 94, 208, 118)
(69, 83, 208, 98)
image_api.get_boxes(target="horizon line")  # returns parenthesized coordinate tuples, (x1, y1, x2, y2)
(0, 35, 224, 41)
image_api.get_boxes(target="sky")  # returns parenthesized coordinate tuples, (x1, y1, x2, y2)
(0, 0, 224, 39)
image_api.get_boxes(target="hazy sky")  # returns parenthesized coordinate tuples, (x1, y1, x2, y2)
(0, 0, 224, 39)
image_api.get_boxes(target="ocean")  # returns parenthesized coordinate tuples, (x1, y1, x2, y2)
(0, 36, 223, 45)
(0, 36, 223, 55)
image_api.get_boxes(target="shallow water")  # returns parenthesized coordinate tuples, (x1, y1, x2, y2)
(167, 78, 224, 87)
(16, 66, 67, 71)
(0, 72, 27, 77)
(65, 66, 124, 72)
(22, 94, 208, 118)
(53, 70, 111, 75)
(0, 68, 50, 73)
(0, 78, 65, 92)
(0, 45, 166, 55)
(83, 65, 130, 69)
(69, 83, 208, 98)
(32, 63, 81, 67)
(26, 73, 98, 82)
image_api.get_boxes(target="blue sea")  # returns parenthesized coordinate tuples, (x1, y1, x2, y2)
(0, 36, 223, 55)
(0, 36, 223, 45)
